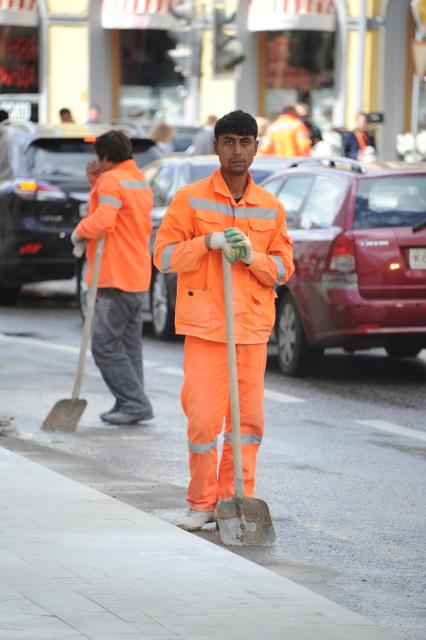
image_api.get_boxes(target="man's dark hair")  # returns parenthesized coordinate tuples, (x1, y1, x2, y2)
(59, 108, 71, 118)
(93, 129, 133, 163)
(214, 110, 258, 140)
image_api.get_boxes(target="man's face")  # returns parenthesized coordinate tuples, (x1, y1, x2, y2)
(98, 157, 113, 173)
(214, 133, 258, 176)
(356, 114, 368, 131)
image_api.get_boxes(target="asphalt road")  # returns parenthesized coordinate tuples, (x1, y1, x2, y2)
(0, 280, 425, 640)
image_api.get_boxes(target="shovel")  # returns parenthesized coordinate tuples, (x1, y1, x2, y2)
(216, 252, 276, 546)
(43, 236, 105, 431)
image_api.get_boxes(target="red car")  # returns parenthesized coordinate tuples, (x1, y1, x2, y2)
(261, 159, 426, 376)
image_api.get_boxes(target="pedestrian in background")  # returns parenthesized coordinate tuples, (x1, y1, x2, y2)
(154, 110, 294, 531)
(86, 105, 102, 124)
(135, 121, 176, 167)
(147, 120, 175, 155)
(192, 114, 217, 155)
(261, 104, 312, 157)
(59, 107, 75, 123)
(294, 102, 322, 147)
(255, 116, 270, 156)
(344, 112, 377, 161)
(71, 130, 154, 426)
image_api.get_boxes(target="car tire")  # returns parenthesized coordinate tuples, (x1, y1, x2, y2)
(276, 293, 322, 377)
(151, 270, 175, 340)
(0, 285, 21, 305)
(385, 345, 422, 358)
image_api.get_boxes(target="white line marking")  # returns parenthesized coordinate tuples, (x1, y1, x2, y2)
(2, 335, 306, 404)
(264, 388, 305, 404)
(157, 366, 183, 377)
(1, 334, 81, 354)
(355, 419, 426, 442)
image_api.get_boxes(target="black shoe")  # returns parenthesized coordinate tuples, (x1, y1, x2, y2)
(101, 410, 154, 426)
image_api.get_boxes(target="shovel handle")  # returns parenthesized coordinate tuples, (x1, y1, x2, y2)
(72, 236, 105, 400)
(222, 252, 245, 500)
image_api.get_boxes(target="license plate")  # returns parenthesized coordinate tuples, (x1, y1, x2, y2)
(408, 247, 426, 269)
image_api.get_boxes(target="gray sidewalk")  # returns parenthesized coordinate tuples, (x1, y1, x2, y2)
(0, 446, 400, 640)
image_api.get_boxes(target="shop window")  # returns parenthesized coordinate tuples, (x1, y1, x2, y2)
(264, 30, 335, 131)
(0, 26, 39, 95)
(120, 29, 185, 123)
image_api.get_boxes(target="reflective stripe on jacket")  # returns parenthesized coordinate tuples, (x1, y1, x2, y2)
(262, 114, 312, 157)
(153, 168, 294, 344)
(76, 159, 153, 292)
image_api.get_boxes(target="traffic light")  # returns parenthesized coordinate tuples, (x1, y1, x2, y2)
(213, 9, 245, 74)
(167, 27, 200, 78)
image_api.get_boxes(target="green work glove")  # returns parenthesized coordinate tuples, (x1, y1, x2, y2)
(208, 232, 242, 264)
(224, 228, 253, 265)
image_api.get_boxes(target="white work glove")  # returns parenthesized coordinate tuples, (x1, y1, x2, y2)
(208, 232, 241, 264)
(71, 229, 87, 258)
(224, 228, 253, 265)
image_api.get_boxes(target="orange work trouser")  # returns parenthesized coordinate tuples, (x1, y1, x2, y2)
(181, 336, 267, 512)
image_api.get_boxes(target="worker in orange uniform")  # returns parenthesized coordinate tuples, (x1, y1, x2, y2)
(261, 104, 312, 157)
(71, 129, 154, 426)
(154, 111, 294, 531)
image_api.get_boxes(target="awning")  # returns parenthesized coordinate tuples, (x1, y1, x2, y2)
(248, 0, 336, 33)
(0, 0, 38, 27)
(101, 0, 181, 30)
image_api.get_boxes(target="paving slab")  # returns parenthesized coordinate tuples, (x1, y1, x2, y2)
(0, 446, 401, 640)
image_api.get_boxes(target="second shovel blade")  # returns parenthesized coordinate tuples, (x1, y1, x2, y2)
(217, 496, 276, 546)
(42, 398, 87, 432)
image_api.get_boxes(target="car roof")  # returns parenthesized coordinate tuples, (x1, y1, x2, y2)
(0, 121, 146, 141)
(260, 157, 426, 182)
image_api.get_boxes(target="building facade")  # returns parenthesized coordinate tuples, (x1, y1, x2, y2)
(0, 0, 420, 159)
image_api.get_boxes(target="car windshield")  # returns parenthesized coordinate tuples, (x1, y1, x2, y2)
(354, 176, 426, 229)
(26, 139, 97, 179)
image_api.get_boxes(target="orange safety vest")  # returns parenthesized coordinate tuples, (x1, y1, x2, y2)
(261, 113, 312, 157)
(76, 159, 153, 292)
(153, 169, 294, 344)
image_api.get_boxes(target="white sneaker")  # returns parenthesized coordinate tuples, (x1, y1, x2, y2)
(178, 509, 216, 532)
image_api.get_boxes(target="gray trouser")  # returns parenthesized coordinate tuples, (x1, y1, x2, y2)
(91, 288, 152, 415)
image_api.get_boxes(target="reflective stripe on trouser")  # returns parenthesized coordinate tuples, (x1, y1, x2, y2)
(181, 336, 267, 512)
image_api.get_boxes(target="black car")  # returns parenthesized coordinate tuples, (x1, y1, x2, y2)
(0, 121, 155, 304)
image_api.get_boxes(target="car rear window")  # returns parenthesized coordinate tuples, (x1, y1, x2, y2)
(26, 139, 96, 179)
(26, 137, 155, 180)
(354, 176, 426, 229)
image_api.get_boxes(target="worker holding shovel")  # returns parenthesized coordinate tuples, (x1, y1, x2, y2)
(154, 111, 294, 533)
(71, 129, 154, 426)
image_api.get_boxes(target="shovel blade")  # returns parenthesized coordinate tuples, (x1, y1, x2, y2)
(217, 496, 276, 546)
(42, 399, 87, 432)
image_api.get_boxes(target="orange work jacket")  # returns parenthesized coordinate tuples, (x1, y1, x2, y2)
(153, 169, 294, 344)
(262, 114, 312, 157)
(76, 158, 153, 292)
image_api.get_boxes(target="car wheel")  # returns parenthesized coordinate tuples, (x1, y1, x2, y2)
(276, 293, 322, 377)
(0, 285, 21, 305)
(76, 258, 89, 320)
(151, 270, 175, 340)
(385, 345, 422, 358)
